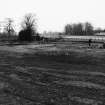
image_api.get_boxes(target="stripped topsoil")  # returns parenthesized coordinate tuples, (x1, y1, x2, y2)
(0, 42, 105, 105)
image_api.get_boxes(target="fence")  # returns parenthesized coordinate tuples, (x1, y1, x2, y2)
(63, 35, 105, 43)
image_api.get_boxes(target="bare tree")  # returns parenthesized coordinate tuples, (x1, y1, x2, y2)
(21, 13, 37, 34)
(84, 22, 94, 35)
(64, 23, 84, 35)
(4, 18, 15, 36)
(72, 23, 83, 35)
(18, 13, 37, 41)
(64, 24, 73, 35)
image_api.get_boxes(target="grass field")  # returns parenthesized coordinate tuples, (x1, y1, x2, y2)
(0, 41, 105, 105)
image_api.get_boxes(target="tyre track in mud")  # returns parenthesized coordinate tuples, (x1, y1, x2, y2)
(0, 65, 105, 104)
(0, 48, 105, 104)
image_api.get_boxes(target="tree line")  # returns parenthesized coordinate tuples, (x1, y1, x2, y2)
(64, 22, 94, 35)
(1, 13, 105, 42)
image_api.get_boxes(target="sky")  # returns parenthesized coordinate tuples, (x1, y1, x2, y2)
(0, 0, 105, 33)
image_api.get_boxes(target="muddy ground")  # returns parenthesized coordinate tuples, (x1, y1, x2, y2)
(0, 42, 105, 105)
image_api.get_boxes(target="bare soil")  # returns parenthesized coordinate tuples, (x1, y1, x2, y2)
(0, 42, 105, 105)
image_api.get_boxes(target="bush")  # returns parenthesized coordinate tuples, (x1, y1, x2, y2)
(18, 28, 34, 41)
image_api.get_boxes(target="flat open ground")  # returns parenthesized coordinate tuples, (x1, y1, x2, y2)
(0, 41, 105, 105)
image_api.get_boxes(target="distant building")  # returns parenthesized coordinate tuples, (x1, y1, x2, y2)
(41, 31, 61, 38)
(95, 32, 105, 36)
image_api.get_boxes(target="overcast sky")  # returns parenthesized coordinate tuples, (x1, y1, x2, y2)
(0, 0, 105, 32)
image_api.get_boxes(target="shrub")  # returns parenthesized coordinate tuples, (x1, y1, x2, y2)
(18, 28, 34, 41)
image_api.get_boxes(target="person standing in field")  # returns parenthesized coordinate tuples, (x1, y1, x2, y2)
(89, 39, 92, 47)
